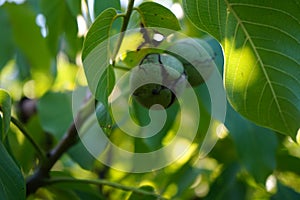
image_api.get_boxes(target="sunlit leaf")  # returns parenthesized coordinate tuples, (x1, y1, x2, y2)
(121, 48, 163, 68)
(0, 142, 25, 200)
(183, 0, 300, 138)
(138, 2, 181, 30)
(0, 89, 11, 141)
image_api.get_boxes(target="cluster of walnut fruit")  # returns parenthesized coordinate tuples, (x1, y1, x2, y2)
(130, 38, 216, 109)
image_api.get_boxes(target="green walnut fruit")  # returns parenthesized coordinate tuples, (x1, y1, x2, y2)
(167, 38, 215, 87)
(130, 53, 186, 109)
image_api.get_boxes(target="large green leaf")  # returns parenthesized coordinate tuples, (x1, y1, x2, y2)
(82, 8, 117, 102)
(3, 3, 53, 96)
(0, 142, 25, 200)
(37, 92, 73, 139)
(138, 2, 181, 30)
(225, 104, 278, 183)
(0, 89, 11, 141)
(183, 0, 300, 138)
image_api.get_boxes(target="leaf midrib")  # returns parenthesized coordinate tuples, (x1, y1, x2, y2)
(224, 0, 290, 133)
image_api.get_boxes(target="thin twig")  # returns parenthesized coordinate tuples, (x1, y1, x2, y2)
(45, 177, 168, 200)
(10, 116, 46, 163)
(111, 0, 135, 65)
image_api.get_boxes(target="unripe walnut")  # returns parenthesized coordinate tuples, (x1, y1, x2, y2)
(130, 53, 186, 109)
(167, 38, 215, 87)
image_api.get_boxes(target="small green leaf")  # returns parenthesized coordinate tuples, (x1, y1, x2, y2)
(37, 92, 73, 139)
(0, 142, 26, 200)
(138, 2, 181, 30)
(122, 48, 163, 68)
(225, 104, 278, 183)
(183, 0, 300, 138)
(96, 103, 112, 135)
(0, 89, 11, 141)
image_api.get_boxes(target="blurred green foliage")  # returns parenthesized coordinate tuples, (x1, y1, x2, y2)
(0, 0, 299, 200)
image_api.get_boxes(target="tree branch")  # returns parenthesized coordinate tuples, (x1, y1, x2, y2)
(26, 97, 94, 196)
(26, 0, 136, 196)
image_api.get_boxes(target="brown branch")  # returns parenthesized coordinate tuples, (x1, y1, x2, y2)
(26, 98, 94, 196)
